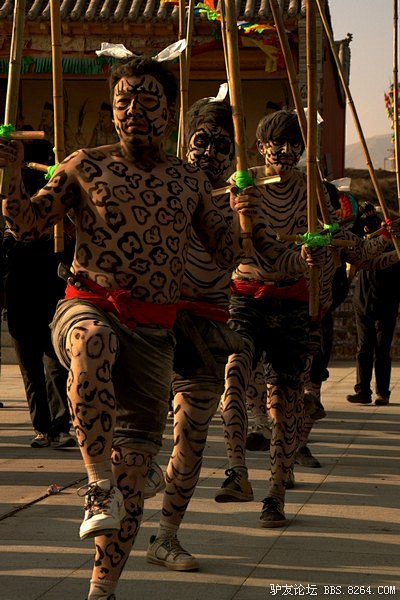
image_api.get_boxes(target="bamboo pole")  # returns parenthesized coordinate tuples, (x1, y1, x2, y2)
(185, 0, 196, 64)
(177, 0, 188, 159)
(0, 0, 26, 197)
(26, 162, 48, 173)
(393, 0, 400, 213)
(315, 0, 400, 258)
(0, 0, 26, 376)
(50, 0, 65, 252)
(269, 0, 331, 225)
(306, 0, 320, 318)
(7, 130, 46, 140)
(220, 0, 253, 255)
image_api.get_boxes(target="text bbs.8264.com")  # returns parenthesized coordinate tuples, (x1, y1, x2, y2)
(268, 584, 397, 597)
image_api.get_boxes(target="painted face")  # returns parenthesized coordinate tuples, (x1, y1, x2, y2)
(113, 74, 169, 147)
(259, 136, 303, 173)
(187, 124, 234, 185)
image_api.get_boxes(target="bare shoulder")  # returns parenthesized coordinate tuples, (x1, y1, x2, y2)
(63, 144, 118, 164)
(166, 155, 211, 188)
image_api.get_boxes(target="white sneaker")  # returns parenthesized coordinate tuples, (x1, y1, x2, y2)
(144, 461, 166, 499)
(78, 479, 125, 540)
(51, 432, 77, 448)
(146, 534, 199, 571)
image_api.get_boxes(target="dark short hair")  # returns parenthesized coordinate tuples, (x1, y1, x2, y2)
(109, 54, 178, 107)
(185, 97, 234, 143)
(100, 102, 112, 113)
(256, 109, 304, 153)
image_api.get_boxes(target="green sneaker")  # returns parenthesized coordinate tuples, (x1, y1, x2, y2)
(214, 468, 254, 503)
(146, 535, 199, 571)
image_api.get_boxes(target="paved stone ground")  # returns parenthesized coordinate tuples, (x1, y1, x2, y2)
(0, 363, 399, 600)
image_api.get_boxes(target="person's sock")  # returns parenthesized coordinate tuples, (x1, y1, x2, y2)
(88, 578, 117, 599)
(85, 461, 115, 486)
(157, 520, 179, 540)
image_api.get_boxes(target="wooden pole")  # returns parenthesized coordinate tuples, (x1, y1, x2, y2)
(0, 0, 26, 376)
(316, 0, 400, 258)
(50, 0, 65, 252)
(220, 0, 253, 255)
(0, 0, 26, 197)
(306, 0, 320, 318)
(177, 0, 188, 159)
(269, 0, 331, 225)
(393, 0, 400, 213)
(185, 1, 195, 78)
(8, 130, 46, 140)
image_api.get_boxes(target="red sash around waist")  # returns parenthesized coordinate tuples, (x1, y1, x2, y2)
(65, 279, 177, 330)
(230, 277, 309, 302)
(176, 299, 230, 323)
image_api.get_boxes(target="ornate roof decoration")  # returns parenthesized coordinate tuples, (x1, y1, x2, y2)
(0, 0, 330, 25)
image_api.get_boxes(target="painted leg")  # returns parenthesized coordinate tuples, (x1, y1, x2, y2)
(88, 447, 151, 599)
(66, 319, 123, 540)
(147, 389, 219, 571)
(259, 383, 303, 528)
(216, 343, 254, 502)
(246, 359, 271, 452)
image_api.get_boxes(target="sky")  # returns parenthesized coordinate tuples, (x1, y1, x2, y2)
(329, 0, 394, 146)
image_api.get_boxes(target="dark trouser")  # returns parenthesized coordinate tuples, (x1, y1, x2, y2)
(309, 308, 334, 385)
(354, 306, 399, 397)
(11, 327, 70, 437)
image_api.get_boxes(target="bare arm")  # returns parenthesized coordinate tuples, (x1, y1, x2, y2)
(252, 221, 324, 277)
(337, 227, 399, 271)
(1, 139, 79, 241)
(191, 171, 243, 271)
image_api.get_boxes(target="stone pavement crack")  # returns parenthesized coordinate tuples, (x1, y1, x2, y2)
(0, 476, 86, 521)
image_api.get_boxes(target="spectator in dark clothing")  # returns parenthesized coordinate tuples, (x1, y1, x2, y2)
(302, 183, 357, 420)
(296, 183, 360, 468)
(347, 203, 400, 406)
(1, 131, 76, 447)
(2, 227, 76, 447)
(0, 228, 4, 408)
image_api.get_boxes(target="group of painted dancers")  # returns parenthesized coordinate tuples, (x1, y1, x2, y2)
(0, 54, 398, 600)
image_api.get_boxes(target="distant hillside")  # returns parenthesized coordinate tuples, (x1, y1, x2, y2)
(344, 167, 398, 215)
(345, 134, 393, 170)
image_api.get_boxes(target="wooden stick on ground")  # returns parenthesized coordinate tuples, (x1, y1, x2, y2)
(316, 0, 400, 259)
(220, 1, 253, 255)
(50, 0, 65, 253)
(306, 0, 320, 318)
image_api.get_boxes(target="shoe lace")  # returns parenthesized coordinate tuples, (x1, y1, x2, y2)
(164, 536, 192, 559)
(261, 497, 281, 512)
(78, 483, 114, 513)
(224, 468, 241, 484)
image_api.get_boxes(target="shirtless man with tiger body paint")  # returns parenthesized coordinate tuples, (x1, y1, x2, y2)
(145, 98, 325, 572)
(217, 110, 399, 528)
(0, 55, 256, 600)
